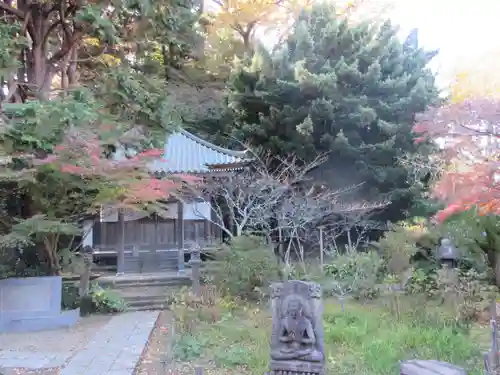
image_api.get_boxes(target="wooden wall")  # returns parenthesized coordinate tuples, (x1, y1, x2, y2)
(93, 216, 221, 252)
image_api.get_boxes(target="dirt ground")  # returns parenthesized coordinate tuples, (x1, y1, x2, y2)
(134, 311, 172, 375)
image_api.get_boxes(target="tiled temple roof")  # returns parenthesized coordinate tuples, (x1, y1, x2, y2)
(148, 129, 251, 174)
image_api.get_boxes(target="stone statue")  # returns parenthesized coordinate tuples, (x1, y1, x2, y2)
(268, 280, 325, 375)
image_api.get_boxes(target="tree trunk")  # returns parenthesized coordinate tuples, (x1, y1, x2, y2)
(489, 251, 500, 287)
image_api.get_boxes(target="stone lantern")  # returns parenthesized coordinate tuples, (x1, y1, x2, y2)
(189, 243, 202, 297)
(79, 245, 94, 316)
(437, 237, 459, 268)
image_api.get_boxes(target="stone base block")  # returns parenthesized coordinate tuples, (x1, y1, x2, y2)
(400, 360, 467, 375)
(269, 359, 324, 375)
(0, 308, 80, 333)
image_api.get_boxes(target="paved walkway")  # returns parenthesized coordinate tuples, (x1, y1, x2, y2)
(60, 311, 158, 375)
(0, 311, 159, 375)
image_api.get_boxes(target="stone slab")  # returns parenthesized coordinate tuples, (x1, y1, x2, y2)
(0, 276, 80, 333)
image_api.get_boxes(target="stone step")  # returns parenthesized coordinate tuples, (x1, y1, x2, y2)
(124, 297, 168, 310)
(115, 285, 173, 297)
(126, 303, 166, 312)
(100, 278, 190, 290)
(121, 295, 166, 304)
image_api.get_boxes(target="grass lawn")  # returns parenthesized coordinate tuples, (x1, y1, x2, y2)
(170, 295, 487, 375)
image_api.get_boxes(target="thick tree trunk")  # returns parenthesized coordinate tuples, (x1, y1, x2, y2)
(490, 251, 500, 288)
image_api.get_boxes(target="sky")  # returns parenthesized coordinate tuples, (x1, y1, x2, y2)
(250, 0, 500, 88)
(390, 0, 500, 85)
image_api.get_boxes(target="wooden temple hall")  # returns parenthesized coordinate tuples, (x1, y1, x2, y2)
(83, 129, 251, 274)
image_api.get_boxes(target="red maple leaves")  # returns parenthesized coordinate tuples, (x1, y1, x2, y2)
(35, 129, 198, 208)
(414, 98, 500, 222)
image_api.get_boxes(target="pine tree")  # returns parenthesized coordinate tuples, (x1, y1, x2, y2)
(226, 3, 440, 222)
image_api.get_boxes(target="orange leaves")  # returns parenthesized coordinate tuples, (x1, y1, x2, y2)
(415, 98, 500, 222)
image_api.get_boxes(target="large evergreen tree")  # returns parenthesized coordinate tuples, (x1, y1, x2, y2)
(225, 3, 440, 222)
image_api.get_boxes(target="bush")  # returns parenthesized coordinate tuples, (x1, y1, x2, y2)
(167, 285, 223, 334)
(89, 283, 126, 313)
(324, 248, 383, 301)
(173, 334, 209, 361)
(205, 235, 279, 300)
(376, 221, 441, 282)
(432, 268, 496, 324)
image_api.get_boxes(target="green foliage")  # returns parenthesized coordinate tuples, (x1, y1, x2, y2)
(225, 2, 440, 222)
(61, 282, 80, 310)
(174, 335, 209, 361)
(376, 222, 432, 278)
(405, 268, 496, 327)
(205, 235, 279, 300)
(432, 268, 496, 324)
(171, 298, 483, 375)
(167, 285, 222, 333)
(89, 283, 126, 314)
(443, 211, 500, 267)
(214, 345, 252, 367)
(0, 22, 29, 72)
(324, 249, 383, 300)
(405, 267, 437, 295)
(76, 5, 118, 43)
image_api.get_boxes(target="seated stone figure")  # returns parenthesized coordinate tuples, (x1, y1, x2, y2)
(270, 296, 323, 362)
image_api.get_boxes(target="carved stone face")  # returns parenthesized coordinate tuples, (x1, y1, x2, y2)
(286, 298, 302, 319)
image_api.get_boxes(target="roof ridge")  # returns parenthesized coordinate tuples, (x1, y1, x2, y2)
(178, 129, 250, 158)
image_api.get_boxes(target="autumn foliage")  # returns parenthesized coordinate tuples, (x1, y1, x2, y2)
(34, 129, 198, 209)
(414, 98, 500, 222)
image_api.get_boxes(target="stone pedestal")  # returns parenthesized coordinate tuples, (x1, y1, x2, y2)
(401, 360, 466, 375)
(0, 276, 80, 332)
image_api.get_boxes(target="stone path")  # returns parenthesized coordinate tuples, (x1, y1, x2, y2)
(59, 311, 158, 375)
(0, 311, 159, 375)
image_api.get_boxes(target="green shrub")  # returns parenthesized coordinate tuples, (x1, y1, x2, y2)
(405, 267, 437, 295)
(167, 285, 222, 334)
(205, 235, 279, 300)
(376, 225, 420, 276)
(89, 283, 126, 313)
(214, 345, 252, 367)
(376, 221, 442, 281)
(432, 268, 496, 324)
(173, 335, 209, 361)
(324, 249, 383, 301)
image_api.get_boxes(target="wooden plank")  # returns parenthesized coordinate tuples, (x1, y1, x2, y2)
(117, 209, 125, 274)
(153, 215, 159, 253)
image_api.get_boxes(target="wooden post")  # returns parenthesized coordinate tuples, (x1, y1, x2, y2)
(319, 226, 324, 272)
(195, 367, 203, 375)
(177, 200, 185, 274)
(117, 208, 125, 275)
